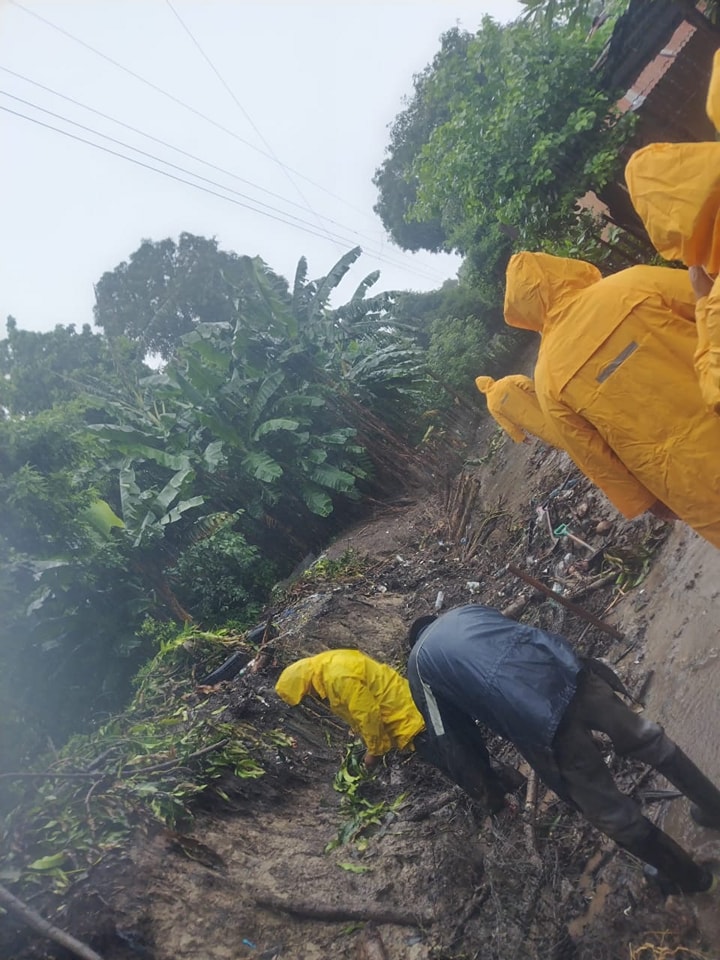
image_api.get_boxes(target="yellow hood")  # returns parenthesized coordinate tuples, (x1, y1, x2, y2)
(275, 658, 321, 705)
(625, 142, 720, 273)
(707, 49, 720, 132)
(504, 252, 602, 332)
(474, 376, 495, 395)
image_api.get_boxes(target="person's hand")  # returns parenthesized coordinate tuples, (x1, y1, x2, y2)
(689, 265, 714, 301)
(647, 500, 679, 522)
(363, 751, 380, 770)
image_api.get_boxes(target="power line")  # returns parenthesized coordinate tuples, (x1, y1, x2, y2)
(0, 98, 447, 283)
(164, 0, 341, 251)
(0, 66, 400, 254)
(0, 102, 359, 244)
(9, 0, 379, 224)
(0, 73, 446, 282)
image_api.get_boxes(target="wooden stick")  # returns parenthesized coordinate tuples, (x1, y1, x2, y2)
(506, 564, 624, 639)
(256, 894, 433, 927)
(0, 883, 105, 960)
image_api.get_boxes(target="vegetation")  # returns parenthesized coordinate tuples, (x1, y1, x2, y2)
(0, 243, 451, 768)
(1, 0, 690, 888)
(375, 18, 634, 264)
(0, 625, 288, 888)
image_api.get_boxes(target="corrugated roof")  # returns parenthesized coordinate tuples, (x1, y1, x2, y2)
(597, 0, 686, 92)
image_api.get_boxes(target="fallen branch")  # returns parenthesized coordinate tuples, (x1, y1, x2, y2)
(506, 564, 624, 639)
(448, 885, 490, 949)
(0, 883, 105, 960)
(568, 572, 617, 602)
(119, 739, 230, 776)
(0, 739, 230, 783)
(522, 771, 543, 870)
(404, 790, 458, 822)
(256, 893, 433, 927)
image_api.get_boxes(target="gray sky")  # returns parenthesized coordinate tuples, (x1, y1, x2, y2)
(0, 1, 521, 334)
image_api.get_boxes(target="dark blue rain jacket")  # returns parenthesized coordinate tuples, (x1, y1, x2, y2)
(407, 604, 582, 806)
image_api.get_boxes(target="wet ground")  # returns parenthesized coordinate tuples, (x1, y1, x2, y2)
(616, 524, 720, 946)
(4, 419, 720, 960)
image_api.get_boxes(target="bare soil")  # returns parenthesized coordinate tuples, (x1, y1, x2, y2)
(5, 416, 720, 960)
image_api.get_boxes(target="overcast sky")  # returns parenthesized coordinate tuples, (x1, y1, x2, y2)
(0, 1, 521, 334)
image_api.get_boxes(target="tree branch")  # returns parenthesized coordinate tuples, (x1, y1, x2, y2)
(0, 883, 105, 960)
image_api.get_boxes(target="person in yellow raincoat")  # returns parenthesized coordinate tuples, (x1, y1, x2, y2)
(475, 374, 558, 446)
(503, 252, 720, 548)
(275, 649, 424, 767)
(624, 145, 720, 413)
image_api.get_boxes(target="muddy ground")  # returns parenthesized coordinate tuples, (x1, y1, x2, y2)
(4, 416, 720, 960)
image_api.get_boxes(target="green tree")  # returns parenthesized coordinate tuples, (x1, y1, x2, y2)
(519, 0, 720, 31)
(409, 19, 634, 255)
(93, 233, 290, 360)
(372, 28, 471, 252)
(0, 406, 152, 749)
(0, 317, 146, 416)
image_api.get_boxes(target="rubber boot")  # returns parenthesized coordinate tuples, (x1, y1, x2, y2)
(656, 747, 720, 829)
(625, 822, 713, 894)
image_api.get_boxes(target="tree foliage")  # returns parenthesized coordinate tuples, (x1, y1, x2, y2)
(93, 233, 289, 360)
(0, 241, 443, 755)
(372, 28, 471, 252)
(411, 19, 634, 254)
(0, 318, 146, 416)
(376, 19, 635, 260)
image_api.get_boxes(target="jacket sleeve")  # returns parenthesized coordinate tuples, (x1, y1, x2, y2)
(695, 287, 720, 414)
(544, 398, 656, 518)
(491, 409, 527, 444)
(647, 266, 697, 323)
(325, 676, 393, 756)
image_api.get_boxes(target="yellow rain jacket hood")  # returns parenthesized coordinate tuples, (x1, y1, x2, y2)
(475, 373, 558, 447)
(625, 142, 720, 413)
(625, 142, 720, 273)
(275, 649, 424, 756)
(504, 253, 601, 333)
(503, 252, 720, 546)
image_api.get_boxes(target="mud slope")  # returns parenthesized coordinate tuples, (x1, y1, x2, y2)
(5, 426, 719, 960)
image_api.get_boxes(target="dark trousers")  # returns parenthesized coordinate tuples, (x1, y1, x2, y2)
(552, 670, 718, 892)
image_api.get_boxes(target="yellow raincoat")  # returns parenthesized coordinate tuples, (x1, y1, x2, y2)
(275, 649, 424, 756)
(504, 252, 720, 547)
(706, 49, 720, 132)
(625, 141, 720, 413)
(475, 374, 558, 446)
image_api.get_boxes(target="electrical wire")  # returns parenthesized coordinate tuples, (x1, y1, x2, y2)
(0, 97, 447, 283)
(165, 0, 340, 251)
(0, 101, 358, 245)
(5, 4, 450, 282)
(0, 66, 402, 253)
(9, 0, 381, 224)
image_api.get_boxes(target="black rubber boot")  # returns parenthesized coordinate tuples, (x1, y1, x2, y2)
(690, 803, 720, 831)
(656, 748, 720, 829)
(624, 822, 713, 895)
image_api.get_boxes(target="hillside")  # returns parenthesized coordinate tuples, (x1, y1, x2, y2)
(3, 419, 719, 960)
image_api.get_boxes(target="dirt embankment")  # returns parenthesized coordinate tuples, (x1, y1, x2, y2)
(4, 422, 720, 960)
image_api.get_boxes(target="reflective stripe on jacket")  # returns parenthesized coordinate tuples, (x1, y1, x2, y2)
(625, 140, 720, 414)
(408, 604, 581, 751)
(504, 252, 720, 547)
